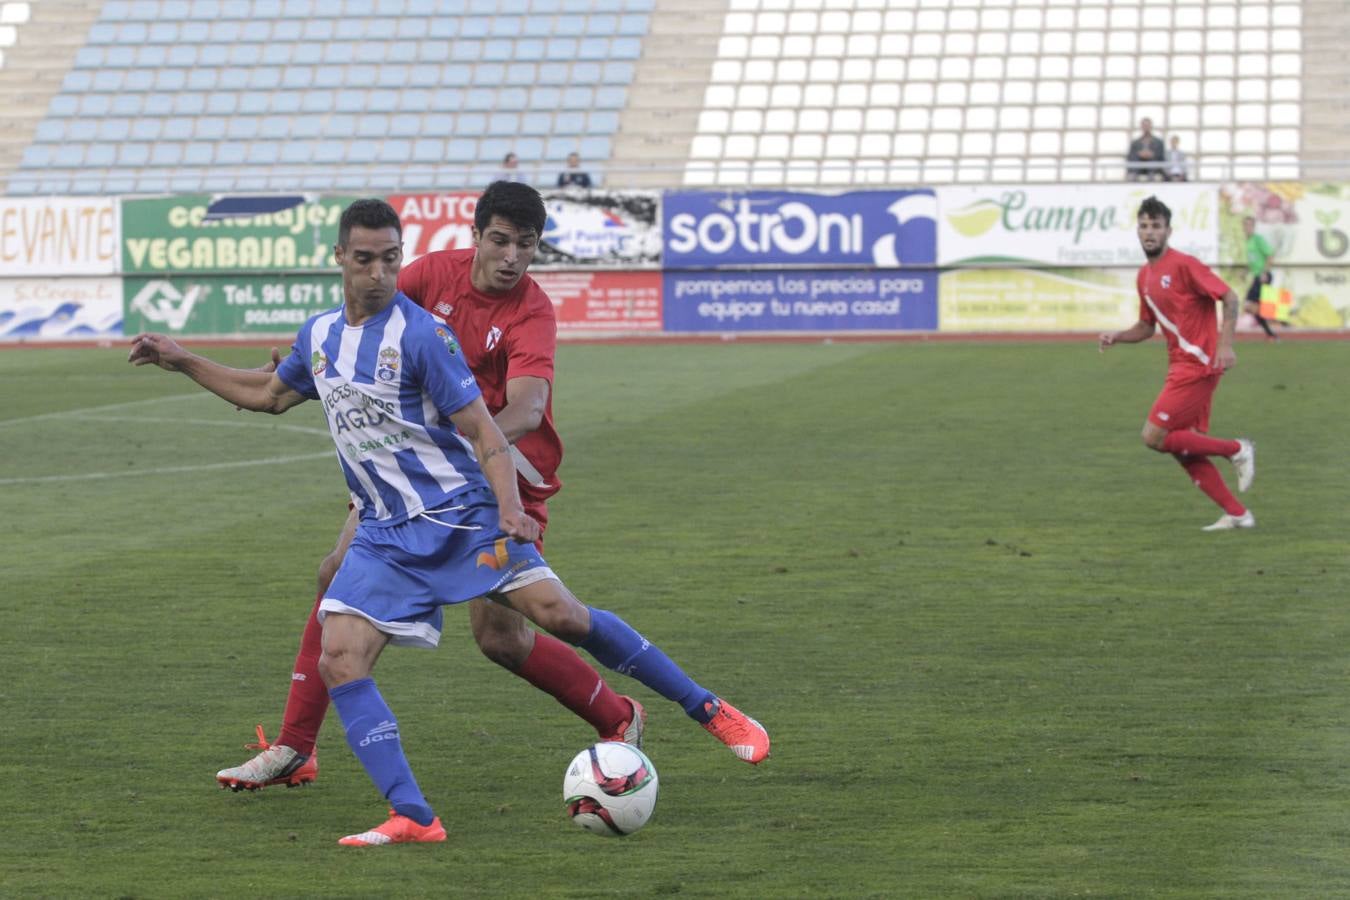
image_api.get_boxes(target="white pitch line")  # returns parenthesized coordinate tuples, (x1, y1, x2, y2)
(80, 414, 332, 438)
(0, 392, 203, 428)
(0, 451, 335, 486)
(1, 393, 335, 485)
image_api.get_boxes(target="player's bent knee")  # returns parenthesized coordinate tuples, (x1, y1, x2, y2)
(470, 603, 535, 670)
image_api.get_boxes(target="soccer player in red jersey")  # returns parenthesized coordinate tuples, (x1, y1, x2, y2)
(216, 184, 768, 791)
(1099, 196, 1257, 531)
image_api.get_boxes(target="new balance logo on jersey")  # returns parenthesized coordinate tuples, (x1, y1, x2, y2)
(485, 326, 502, 351)
(359, 720, 400, 747)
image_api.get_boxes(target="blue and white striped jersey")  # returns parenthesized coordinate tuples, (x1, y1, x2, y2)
(277, 292, 486, 525)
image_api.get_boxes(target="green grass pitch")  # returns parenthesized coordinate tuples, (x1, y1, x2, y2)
(1, 338, 1347, 898)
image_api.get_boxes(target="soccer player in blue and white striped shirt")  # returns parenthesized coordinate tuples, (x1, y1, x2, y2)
(129, 199, 769, 847)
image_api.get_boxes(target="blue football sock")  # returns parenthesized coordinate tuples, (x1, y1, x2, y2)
(580, 607, 717, 722)
(329, 678, 435, 826)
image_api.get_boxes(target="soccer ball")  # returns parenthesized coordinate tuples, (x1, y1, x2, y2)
(562, 741, 659, 837)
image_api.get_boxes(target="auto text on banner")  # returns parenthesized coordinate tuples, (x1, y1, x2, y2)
(662, 189, 938, 269)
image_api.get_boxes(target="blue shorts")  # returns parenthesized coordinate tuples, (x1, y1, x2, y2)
(319, 488, 558, 649)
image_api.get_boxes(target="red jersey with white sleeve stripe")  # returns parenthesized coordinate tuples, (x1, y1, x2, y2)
(397, 248, 562, 507)
(1136, 247, 1232, 374)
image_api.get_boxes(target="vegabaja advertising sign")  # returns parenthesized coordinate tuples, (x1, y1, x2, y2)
(121, 195, 354, 273)
(662, 190, 938, 269)
(937, 185, 1218, 267)
(123, 274, 342, 335)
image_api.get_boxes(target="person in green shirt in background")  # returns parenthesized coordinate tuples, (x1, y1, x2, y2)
(1242, 216, 1279, 341)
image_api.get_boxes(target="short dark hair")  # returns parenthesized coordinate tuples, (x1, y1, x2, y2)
(1137, 196, 1171, 225)
(338, 199, 402, 246)
(475, 181, 547, 236)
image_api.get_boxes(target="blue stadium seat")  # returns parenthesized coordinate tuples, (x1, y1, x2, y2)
(96, 119, 130, 141)
(205, 92, 237, 114)
(246, 142, 281, 165)
(348, 140, 379, 163)
(73, 48, 102, 69)
(473, 63, 506, 86)
(270, 91, 302, 114)
(336, 90, 369, 113)
(589, 110, 619, 133)
(151, 143, 184, 166)
(610, 37, 641, 60)
(390, 114, 422, 137)
(186, 68, 217, 90)
(239, 92, 270, 114)
(48, 95, 78, 116)
(497, 87, 528, 110)
(593, 86, 626, 108)
(411, 138, 443, 163)
(290, 115, 323, 137)
(396, 89, 431, 112)
(579, 135, 611, 160)
(137, 45, 168, 67)
(283, 67, 314, 89)
(554, 111, 585, 134)
(196, 117, 227, 139)
(148, 22, 179, 43)
(424, 112, 455, 134)
(458, 112, 487, 134)
(482, 40, 512, 62)
(380, 139, 413, 163)
(226, 117, 260, 139)
(173, 92, 206, 115)
(119, 22, 149, 43)
(356, 114, 390, 137)
(321, 114, 356, 137)
(302, 19, 334, 40)
(115, 143, 148, 166)
(85, 143, 117, 166)
(155, 69, 188, 91)
(554, 15, 586, 37)
(519, 112, 551, 136)
(280, 140, 315, 164)
(259, 115, 292, 139)
(106, 46, 136, 67)
(180, 21, 209, 42)
(445, 139, 476, 163)
(535, 64, 569, 86)
(487, 113, 520, 136)
(560, 86, 594, 109)
(572, 62, 602, 83)
(167, 45, 199, 67)
(184, 143, 215, 165)
(111, 93, 144, 115)
(199, 45, 229, 66)
(589, 15, 618, 36)
(546, 38, 578, 60)
(504, 64, 537, 86)
(616, 14, 648, 36)
(63, 70, 94, 92)
(463, 88, 495, 111)
(93, 70, 125, 92)
(79, 94, 111, 116)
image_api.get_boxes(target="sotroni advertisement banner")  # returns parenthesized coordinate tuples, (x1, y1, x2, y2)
(123, 274, 343, 336)
(1218, 182, 1350, 267)
(537, 190, 662, 268)
(937, 184, 1218, 268)
(388, 192, 479, 262)
(662, 190, 938, 269)
(532, 271, 662, 332)
(1, 197, 120, 276)
(0, 278, 122, 341)
(938, 268, 1139, 333)
(121, 195, 356, 274)
(662, 269, 937, 332)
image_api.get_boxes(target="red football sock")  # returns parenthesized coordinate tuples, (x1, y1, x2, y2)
(1162, 430, 1240, 458)
(1176, 454, 1246, 516)
(516, 632, 631, 737)
(275, 592, 329, 756)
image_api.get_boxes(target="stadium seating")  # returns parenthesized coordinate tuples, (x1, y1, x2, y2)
(5, 0, 650, 195)
(685, 0, 1304, 187)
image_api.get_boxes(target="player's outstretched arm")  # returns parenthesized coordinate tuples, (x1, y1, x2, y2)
(1099, 320, 1155, 351)
(128, 333, 306, 414)
(450, 396, 541, 545)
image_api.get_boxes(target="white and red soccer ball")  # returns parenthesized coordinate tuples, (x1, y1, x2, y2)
(563, 742, 659, 837)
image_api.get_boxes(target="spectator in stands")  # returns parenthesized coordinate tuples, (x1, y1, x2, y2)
(494, 152, 524, 184)
(556, 152, 593, 190)
(1165, 136, 1189, 182)
(1126, 118, 1166, 181)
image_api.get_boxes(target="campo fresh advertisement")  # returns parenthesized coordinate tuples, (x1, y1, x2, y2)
(939, 268, 1139, 333)
(938, 184, 1218, 268)
(121, 195, 356, 274)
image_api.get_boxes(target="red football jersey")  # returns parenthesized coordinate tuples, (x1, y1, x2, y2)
(1136, 247, 1231, 372)
(397, 248, 562, 505)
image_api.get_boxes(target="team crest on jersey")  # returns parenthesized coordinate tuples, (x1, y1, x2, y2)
(435, 327, 460, 355)
(376, 346, 401, 382)
(485, 325, 502, 351)
(310, 350, 328, 376)
(433, 301, 453, 319)
(1161, 275, 1172, 289)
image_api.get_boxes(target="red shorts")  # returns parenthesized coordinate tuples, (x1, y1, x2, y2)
(1148, 368, 1221, 433)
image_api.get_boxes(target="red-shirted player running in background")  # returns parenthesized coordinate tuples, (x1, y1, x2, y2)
(216, 182, 768, 790)
(1099, 195, 1257, 531)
